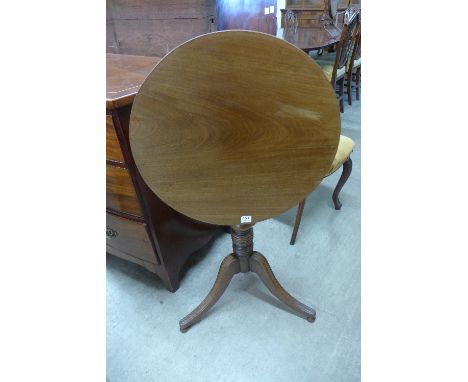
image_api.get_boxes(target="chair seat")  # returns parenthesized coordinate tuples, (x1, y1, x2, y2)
(328, 135, 355, 175)
(290, 134, 355, 245)
(315, 53, 346, 82)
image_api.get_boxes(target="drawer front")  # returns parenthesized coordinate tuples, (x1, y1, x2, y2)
(106, 115, 125, 163)
(106, 165, 143, 217)
(298, 11, 316, 17)
(106, 212, 159, 264)
(286, 0, 324, 9)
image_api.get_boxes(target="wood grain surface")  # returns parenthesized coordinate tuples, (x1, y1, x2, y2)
(106, 53, 161, 109)
(106, 0, 215, 57)
(106, 212, 155, 263)
(130, 30, 340, 226)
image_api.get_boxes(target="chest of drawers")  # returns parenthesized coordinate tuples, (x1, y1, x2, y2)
(106, 53, 218, 292)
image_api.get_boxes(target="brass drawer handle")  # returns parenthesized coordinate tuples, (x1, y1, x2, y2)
(106, 226, 118, 239)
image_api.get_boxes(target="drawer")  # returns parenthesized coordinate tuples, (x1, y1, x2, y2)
(303, 0, 324, 8)
(106, 114, 125, 163)
(299, 17, 320, 27)
(106, 165, 143, 217)
(298, 11, 317, 17)
(106, 212, 159, 264)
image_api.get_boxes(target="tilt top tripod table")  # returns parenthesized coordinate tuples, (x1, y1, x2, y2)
(129, 30, 340, 332)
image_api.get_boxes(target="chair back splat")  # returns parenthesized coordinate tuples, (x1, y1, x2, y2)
(350, 25, 361, 64)
(346, 15, 361, 105)
(333, 10, 360, 84)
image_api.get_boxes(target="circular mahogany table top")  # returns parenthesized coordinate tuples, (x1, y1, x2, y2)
(130, 31, 340, 226)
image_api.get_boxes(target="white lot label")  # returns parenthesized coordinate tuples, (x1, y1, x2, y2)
(240, 216, 252, 223)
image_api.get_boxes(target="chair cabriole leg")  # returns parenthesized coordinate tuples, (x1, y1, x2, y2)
(290, 199, 306, 245)
(332, 157, 353, 210)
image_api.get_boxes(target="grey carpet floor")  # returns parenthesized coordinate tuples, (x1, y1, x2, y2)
(107, 99, 361, 382)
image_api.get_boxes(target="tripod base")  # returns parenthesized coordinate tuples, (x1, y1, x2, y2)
(179, 225, 316, 332)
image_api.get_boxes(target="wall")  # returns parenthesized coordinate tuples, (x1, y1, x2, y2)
(216, 0, 278, 35)
(107, 0, 216, 57)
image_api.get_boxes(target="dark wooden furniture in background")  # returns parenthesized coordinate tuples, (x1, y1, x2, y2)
(216, 0, 278, 35)
(314, 9, 360, 112)
(281, 0, 326, 28)
(106, 53, 219, 292)
(129, 31, 340, 332)
(280, 0, 326, 28)
(280, 0, 357, 27)
(106, 0, 216, 57)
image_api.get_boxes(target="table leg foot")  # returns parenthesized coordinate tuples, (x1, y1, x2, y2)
(179, 254, 240, 332)
(249, 252, 316, 323)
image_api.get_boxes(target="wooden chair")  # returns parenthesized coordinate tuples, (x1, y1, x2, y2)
(347, 25, 361, 105)
(290, 134, 355, 245)
(314, 10, 360, 112)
